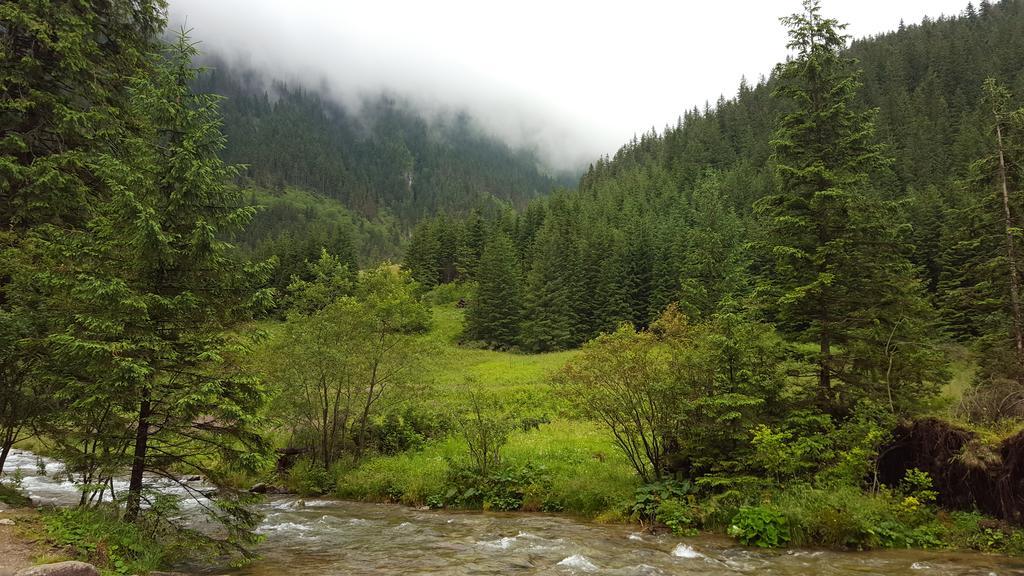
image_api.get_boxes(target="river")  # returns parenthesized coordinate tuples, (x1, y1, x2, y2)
(5, 449, 1024, 575)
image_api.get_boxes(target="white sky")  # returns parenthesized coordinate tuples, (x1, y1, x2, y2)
(169, 0, 972, 171)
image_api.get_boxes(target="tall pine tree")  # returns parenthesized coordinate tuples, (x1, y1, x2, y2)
(757, 0, 944, 416)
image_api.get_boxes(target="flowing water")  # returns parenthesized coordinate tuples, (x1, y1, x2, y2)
(6, 449, 1024, 575)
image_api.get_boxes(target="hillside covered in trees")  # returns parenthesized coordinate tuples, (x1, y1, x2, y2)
(408, 0, 1024, 368)
(194, 59, 575, 224)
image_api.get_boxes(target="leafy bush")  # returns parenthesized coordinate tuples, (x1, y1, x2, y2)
(628, 480, 693, 520)
(366, 406, 453, 455)
(439, 462, 554, 512)
(656, 499, 697, 536)
(458, 384, 513, 477)
(729, 506, 791, 547)
(898, 468, 938, 505)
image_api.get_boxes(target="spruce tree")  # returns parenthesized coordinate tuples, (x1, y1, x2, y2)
(520, 217, 582, 352)
(45, 33, 273, 541)
(677, 172, 749, 319)
(757, 0, 944, 415)
(465, 231, 522, 348)
(0, 1, 167, 475)
(404, 220, 441, 287)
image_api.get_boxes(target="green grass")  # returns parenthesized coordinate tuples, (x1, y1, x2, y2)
(419, 306, 578, 415)
(943, 352, 976, 403)
(335, 419, 637, 517)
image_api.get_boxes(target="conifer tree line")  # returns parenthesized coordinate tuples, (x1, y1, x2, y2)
(407, 0, 1024, 419)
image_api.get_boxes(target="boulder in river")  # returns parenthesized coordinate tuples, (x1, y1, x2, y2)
(249, 482, 290, 495)
(14, 561, 100, 576)
(0, 518, 14, 526)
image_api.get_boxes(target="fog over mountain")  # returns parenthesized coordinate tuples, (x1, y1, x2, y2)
(169, 0, 970, 171)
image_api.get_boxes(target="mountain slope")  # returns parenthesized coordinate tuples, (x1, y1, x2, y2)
(193, 59, 574, 225)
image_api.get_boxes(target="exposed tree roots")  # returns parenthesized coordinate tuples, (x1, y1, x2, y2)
(878, 417, 1024, 524)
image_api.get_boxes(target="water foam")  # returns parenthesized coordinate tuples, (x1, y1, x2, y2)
(257, 521, 313, 533)
(557, 554, 598, 572)
(671, 543, 704, 559)
(479, 536, 517, 549)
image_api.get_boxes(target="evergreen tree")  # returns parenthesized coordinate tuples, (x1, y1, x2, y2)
(941, 79, 1024, 410)
(45, 33, 273, 540)
(678, 172, 749, 319)
(404, 220, 441, 287)
(757, 0, 944, 415)
(465, 232, 522, 348)
(520, 218, 582, 352)
(0, 0, 167, 476)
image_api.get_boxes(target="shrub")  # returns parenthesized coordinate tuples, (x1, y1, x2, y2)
(0, 481, 32, 508)
(458, 385, 512, 477)
(656, 499, 697, 536)
(335, 448, 449, 506)
(439, 462, 553, 512)
(729, 506, 791, 547)
(628, 480, 693, 521)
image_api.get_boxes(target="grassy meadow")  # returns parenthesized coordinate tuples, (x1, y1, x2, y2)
(255, 302, 638, 517)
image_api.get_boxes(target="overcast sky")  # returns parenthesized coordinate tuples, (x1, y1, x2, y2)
(168, 0, 972, 171)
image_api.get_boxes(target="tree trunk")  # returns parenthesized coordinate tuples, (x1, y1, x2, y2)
(819, 325, 832, 410)
(0, 426, 15, 476)
(125, 388, 152, 521)
(355, 331, 386, 461)
(995, 119, 1024, 374)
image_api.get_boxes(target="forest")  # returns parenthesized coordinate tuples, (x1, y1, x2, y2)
(5, 0, 1024, 574)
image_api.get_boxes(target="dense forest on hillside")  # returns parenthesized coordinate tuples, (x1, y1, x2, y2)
(193, 61, 574, 223)
(408, 0, 1024, 363)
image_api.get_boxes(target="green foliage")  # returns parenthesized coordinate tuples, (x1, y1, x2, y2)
(42, 507, 189, 575)
(729, 506, 792, 548)
(465, 232, 522, 348)
(945, 512, 1024, 554)
(898, 468, 938, 506)
(758, 0, 945, 417)
(627, 480, 694, 521)
(3, 26, 272, 560)
(557, 322, 674, 482)
(284, 249, 354, 314)
(0, 482, 31, 508)
(458, 384, 513, 477)
(287, 460, 336, 496)
(655, 499, 698, 536)
(267, 263, 431, 466)
(440, 462, 555, 512)
(558, 306, 794, 484)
